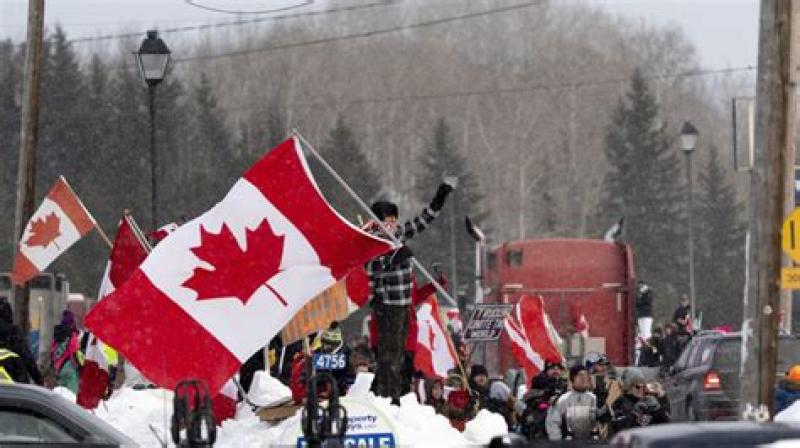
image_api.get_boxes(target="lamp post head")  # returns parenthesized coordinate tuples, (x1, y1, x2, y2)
(680, 121, 699, 154)
(135, 30, 171, 87)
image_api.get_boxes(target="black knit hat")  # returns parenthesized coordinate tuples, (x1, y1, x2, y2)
(569, 364, 588, 382)
(371, 201, 399, 221)
(470, 364, 489, 379)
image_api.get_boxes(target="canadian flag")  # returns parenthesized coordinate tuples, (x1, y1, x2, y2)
(572, 303, 590, 339)
(147, 222, 179, 244)
(11, 176, 96, 285)
(77, 215, 149, 410)
(84, 137, 395, 394)
(210, 379, 238, 424)
(504, 295, 563, 379)
(414, 295, 459, 379)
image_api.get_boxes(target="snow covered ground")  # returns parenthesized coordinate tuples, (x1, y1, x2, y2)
(63, 373, 508, 447)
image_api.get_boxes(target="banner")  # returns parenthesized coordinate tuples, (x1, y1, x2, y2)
(281, 281, 349, 344)
(463, 304, 514, 341)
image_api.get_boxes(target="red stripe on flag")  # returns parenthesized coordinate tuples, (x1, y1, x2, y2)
(243, 138, 392, 279)
(10, 251, 39, 286)
(84, 270, 240, 393)
(47, 178, 95, 235)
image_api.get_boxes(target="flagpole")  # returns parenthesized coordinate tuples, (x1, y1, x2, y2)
(94, 223, 113, 249)
(124, 211, 153, 253)
(292, 130, 458, 308)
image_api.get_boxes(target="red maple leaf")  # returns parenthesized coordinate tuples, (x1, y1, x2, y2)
(25, 212, 61, 249)
(182, 219, 286, 306)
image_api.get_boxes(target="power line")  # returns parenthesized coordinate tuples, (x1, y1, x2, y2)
(172, 1, 543, 64)
(184, 0, 313, 15)
(67, 0, 400, 44)
(228, 65, 757, 111)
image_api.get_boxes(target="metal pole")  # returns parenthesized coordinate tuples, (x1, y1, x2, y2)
(686, 152, 697, 325)
(449, 198, 458, 299)
(12, 0, 45, 335)
(519, 161, 525, 240)
(475, 241, 483, 304)
(148, 85, 158, 232)
(293, 131, 457, 307)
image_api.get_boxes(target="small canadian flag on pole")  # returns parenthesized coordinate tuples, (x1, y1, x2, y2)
(85, 136, 395, 394)
(11, 176, 96, 286)
(414, 294, 459, 379)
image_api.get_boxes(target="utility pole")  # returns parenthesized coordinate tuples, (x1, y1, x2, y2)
(741, 0, 798, 418)
(11, 0, 45, 335)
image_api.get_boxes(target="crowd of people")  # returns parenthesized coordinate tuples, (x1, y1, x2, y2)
(634, 282, 695, 370)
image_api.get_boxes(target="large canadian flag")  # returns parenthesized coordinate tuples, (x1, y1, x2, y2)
(414, 295, 459, 379)
(85, 137, 394, 394)
(77, 215, 148, 410)
(11, 176, 96, 285)
(504, 295, 564, 379)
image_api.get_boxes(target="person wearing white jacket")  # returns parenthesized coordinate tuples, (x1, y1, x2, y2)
(546, 365, 599, 441)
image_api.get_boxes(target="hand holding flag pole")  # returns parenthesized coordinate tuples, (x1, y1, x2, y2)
(293, 130, 458, 307)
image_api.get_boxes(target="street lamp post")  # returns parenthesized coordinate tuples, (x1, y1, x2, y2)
(135, 30, 171, 232)
(680, 121, 699, 326)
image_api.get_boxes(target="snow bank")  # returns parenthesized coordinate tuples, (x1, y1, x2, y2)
(247, 371, 292, 407)
(776, 401, 800, 423)
(52, 386, 77, 403)
(97, 384, 509, 447)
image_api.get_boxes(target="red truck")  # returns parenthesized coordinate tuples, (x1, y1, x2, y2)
(481, 238, 636, 373)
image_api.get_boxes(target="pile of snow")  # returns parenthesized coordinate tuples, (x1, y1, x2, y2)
(247, 371, 292, 407)
(776, 401, 800, 423)
(93, 373, 509, 447)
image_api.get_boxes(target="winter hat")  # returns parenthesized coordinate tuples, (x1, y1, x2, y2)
(621, 367, 646, 390)
(489, 381, 512, 401)
(470, 364, 489, 379)
(321, 322, 342, 345)
(569, 364, 588, 382)
(370, 201, 399, 221)
(60, 310, 76, 329)
(788, 365, 800, 383)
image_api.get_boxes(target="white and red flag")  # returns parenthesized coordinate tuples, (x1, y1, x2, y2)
(414, 295, 459, 379)
(147, 222, 179, 244)
(11, 176, 96, 285)
(77, 215, 149, 410)
(85, 137, 394, 394)
(503, 295, 564, 379)
(572, 303, 590, 339)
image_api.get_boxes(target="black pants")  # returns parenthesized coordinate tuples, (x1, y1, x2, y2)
(373, 301, 409, 400)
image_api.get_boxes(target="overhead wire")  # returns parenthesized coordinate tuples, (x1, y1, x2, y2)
(183, 0, 314, 15)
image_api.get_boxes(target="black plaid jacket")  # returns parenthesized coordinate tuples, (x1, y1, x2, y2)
(366, 207, 439, 306)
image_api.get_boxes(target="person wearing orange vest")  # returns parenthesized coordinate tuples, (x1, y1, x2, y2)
(775, 365, 800, 414)
(0, 322, 29, 384)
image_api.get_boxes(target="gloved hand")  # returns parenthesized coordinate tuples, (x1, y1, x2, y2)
(635, 411, 653, 426)
(430, 181, 456, 211)
(388, 246, 414, 268)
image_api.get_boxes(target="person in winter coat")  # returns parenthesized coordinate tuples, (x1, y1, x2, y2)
(484, 381, 525, 430)
(51, 310, 81, 393)
(366, 178, 456, 402)
(585, 352, 620, 439)
(635, 281, 654, 340)
(660, 324, 681, 368)
(368, 273, 447, 395)
(0, 300, 41, 385)
(520, 360, 567, 440)
(610, 367, 670, 435)
(546, 365, 598, 441)
(444, 373, 473, 432)
(424, 377, 447, 415)
(469, 364, 491, 410)
(289, 323, 353, 404)
(673, 295, 692, 335)
(0, 322, 30, 383)
(775, 365, 800, 414)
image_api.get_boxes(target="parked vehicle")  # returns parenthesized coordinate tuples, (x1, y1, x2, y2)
(610, 421, 800, 448)
(664, 332, 800, 422)
(483, 238, 636, 373)
(0, 383, 135, 447)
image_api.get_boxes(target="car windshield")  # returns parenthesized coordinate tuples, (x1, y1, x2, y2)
(715, 338, 800, 373)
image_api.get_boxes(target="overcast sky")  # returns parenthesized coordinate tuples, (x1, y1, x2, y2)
(0, 0, 759, 69)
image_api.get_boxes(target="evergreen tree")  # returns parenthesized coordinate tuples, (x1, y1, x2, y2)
(414, 117, 486, 301)
(311, 116, 380, 224)
(0, 40, 22, 270)
(597, 70, 687, 321)
(695, 145, 745, 328)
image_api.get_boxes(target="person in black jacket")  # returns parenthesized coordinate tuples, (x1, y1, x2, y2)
(610, 368, 669, 436)
(0, 300, 41, 385)
(0, 322, 30, 383)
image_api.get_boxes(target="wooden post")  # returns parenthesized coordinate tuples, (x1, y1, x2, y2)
(741, 0, 798, 418)
(11, 0, 45, 335)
